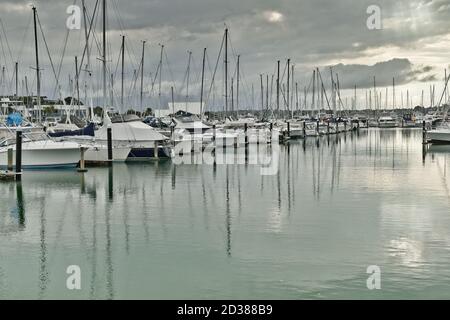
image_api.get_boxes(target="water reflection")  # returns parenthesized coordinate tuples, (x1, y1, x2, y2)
(1, 128, 450, 299)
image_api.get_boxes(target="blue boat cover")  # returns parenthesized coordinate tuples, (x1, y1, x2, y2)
(48, 122, 95, 138)
(6, 113, 23, 127)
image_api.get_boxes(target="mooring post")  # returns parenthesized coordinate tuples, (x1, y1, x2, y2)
(422, 120, 427, 144)
(244, 123, 248, 146)
(303, 121, 306, 137)
(287, 121, 291, 138)
(269, 122, 273, 144)
(336, 122, 339, 133)
(327, 122, 330, 135)
(316, 120, 320, 135)
(7, 148, 13, 171)
(107, 125, 113, 166)
(154, 141, 159, 159)
(78, 147, 88, 173)
(344, 121, 347, 132)
(170, 125, 175, 147)
(16, 130, 22, 181)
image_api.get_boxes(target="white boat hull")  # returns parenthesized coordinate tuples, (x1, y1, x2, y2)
(0, 141, 81, 169)
(428, 130, 450, 144)
(84, 145, 131, 162)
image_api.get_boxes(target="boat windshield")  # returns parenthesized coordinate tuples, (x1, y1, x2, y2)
(176, 115, 201, 123)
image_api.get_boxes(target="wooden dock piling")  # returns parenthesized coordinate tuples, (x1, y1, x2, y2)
(107, 126, 113, 166)
(422, 121, 427, 144)
(7, 148, 13, 171)
(155, 142, 160, 159)
(77, 147, 88, 173)
(15, 130, 22, 181)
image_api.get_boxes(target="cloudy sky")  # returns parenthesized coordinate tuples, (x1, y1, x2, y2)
(0, 0, 449, 111)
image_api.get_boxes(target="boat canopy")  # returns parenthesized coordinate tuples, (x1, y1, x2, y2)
(96, 120, 169, 142)
(48, 122, 95, 138)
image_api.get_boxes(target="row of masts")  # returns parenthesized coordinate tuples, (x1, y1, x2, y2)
(5, 2, 450, 124)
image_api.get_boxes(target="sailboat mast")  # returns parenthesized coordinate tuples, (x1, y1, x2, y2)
(266, 75, 269, 111)
(231, 77, 234, 114)
(32, 6, 41, 122)
(312, 70, 316, 114)
(392, 77, 395, 109)
(292, 65, 295, 118)
(158, 44, 164, 116)
(200, 47, 206, 119)
(276, 60, 280, 117)
(15, 62, 18, 97)
(236, 54, 240, 118)
(373, 76, 376, 111)
(224, 28, 228, 118)
(385, 87, 388, 110)
(82, 0, 94, 120)
(140, 40, 146, 112)
(121, 35, 125, 110)
(75, 56, 80, 112)
(186, 51, 192, 112)
(316, 67, 320, 113)
(102, 0, 107, 111)
(330, 67, 335, 115)
(260, 74, 264, 111)
(251, 83, 254, 110)
(287, 59, 290, 116)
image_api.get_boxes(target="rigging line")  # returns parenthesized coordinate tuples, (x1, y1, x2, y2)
(0, 17, 15, 89)
(149, 59, 161, 97)
(164, 50, 178, 94)
(0, 28, 12, 93)
(204, 31, 225, 111)
(228, 32, 255, 110)
(51, 0, 78, 97)
(111, 0, 140, 72)
(178, 54, 190, 97)
(204, 50, 215, 112)
(190, 54, 202, 87)
(36, 12, 62, 100)
(236, 58, 252, 109)
(0, 18, 14, 65)
(15, 11, 32, 63)
(147, 46, 164, 99)
(317, 68, 331, 109)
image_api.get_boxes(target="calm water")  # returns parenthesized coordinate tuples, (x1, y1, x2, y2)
(1, 129, 450, 300)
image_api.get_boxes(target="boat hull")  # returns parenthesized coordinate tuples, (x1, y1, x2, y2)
(84, 145, 131, 162)
(0, 145, 80, 169)
(428, 130, 450, 144)
(378, 123, 398, 128)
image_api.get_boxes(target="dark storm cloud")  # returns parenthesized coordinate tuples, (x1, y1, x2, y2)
(317, 59, 435, 90)
(0, 0, 448, 106)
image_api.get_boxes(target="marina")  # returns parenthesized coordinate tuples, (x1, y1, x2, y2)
(0, 0, 450, 302)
